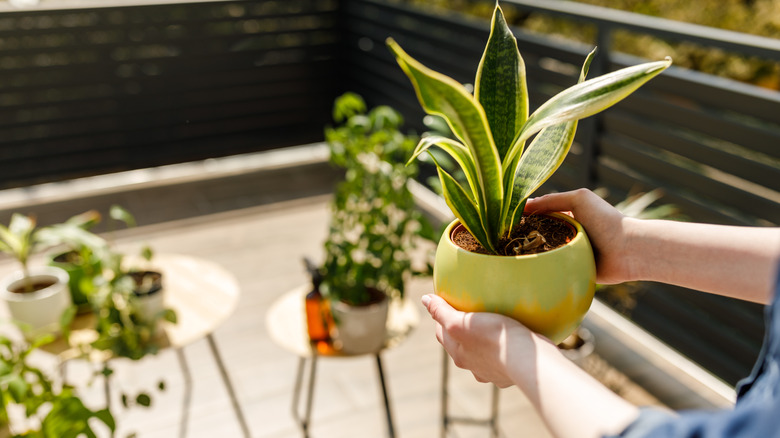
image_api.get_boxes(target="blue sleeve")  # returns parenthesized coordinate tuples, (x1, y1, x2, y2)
(610, 264, 780, 438)
(613, 408, 677, 438)
(613, 400, 780, 438)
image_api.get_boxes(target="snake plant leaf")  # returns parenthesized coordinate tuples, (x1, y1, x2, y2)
(434, 159, 495, 253)
(475, 4, 528, 161)
(388, 37, 503, 240)
(408, 135, 480, 203)
(504, 56, 672, 172)
(502, 49, 597, 233)
(508, 121, 578, 229)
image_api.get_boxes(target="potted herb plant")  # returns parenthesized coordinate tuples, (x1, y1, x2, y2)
(387, 3, 671, 343)
(59, 206, 173, 417)
(82, 206, 175, 360)
(320, 92, 434, 354)
(106, 205, 167, 327)
(45, 210, 105, 313)
(0, 214, 74, 339)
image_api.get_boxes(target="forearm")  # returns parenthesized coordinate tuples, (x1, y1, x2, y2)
(506, 329, 639, 438)
(624, 218, 780, 304)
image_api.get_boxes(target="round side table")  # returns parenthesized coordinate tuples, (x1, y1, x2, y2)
(266, 285, 419, 438)
(15, 254, 249, 438)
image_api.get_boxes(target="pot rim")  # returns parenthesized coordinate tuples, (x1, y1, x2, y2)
(0, 266, 69, 302)
(129, 270, 164, 297)
(445, 212, 586, 259)
(331, 294, 389, 313)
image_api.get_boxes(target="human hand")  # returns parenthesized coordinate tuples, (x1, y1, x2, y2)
(421, 293, 546, 388)
(423, 293, 641, 438)
(524, 189, 633, 284)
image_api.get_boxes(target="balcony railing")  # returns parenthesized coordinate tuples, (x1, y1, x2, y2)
(1, 0, 778, 386)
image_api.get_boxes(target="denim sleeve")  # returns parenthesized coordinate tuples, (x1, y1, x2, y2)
(608, 265, 780, 438)
(608, 398, 780, 438)
(611, 407, 677, 438)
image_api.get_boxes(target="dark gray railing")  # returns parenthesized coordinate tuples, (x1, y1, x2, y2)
(1, 0, 778, 386)
(0, 0, 342, 188)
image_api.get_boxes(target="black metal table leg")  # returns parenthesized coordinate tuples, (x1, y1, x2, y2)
(441, 348, 501, 437)
(375, 354, 396, 438)
(207, 333, 251, 438)
(441, 348, 449, 438)
(490, 382, 500, 438)
(291, 355, 318, 437)
(176, 348, 193, 438)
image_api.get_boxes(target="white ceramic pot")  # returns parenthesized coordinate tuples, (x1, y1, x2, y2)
(136, 290, 165, 322)
(0, 266, 72, 338)
(330, 297, 389, 355)
(130, 271, 165, 323)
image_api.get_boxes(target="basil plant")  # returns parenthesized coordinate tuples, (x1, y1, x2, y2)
(387, 4, 671, 254)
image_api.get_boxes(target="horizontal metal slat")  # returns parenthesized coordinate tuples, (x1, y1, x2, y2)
(630, 286, 758, 386)
(614, 87, 780, 160)
(647, 66, 780, 126)
(596, 159, 760, 226)
(600, 133, 780, 224)
(603, 112, 779, 192)
(0, 75, 336, 145)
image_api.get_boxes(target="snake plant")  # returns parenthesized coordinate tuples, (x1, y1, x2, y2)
(387, 3, 671, 254)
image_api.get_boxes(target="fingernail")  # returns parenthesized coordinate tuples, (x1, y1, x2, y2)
(421, 294, 432, 307)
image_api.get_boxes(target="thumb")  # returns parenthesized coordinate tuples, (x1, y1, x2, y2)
(421, 294, 459, 325)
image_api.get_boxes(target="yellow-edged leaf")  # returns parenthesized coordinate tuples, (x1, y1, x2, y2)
(436, 163, 495, 253)
(502, 49, 597, 234)
(504, 56, 672, 172)
(388, 38, 503, 242)
(409, 135, 480, 203)
(475, 4, 528, 161)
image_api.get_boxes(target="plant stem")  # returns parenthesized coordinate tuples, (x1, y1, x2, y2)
(21, 263, 33, 293)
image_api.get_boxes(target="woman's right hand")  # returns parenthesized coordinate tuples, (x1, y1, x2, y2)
(524, 189, 635, 285)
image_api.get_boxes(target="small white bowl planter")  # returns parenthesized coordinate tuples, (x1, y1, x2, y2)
(0, 266, 72, 339)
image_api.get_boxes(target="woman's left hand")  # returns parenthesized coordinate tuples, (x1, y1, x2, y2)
(421, 293, 543, 388)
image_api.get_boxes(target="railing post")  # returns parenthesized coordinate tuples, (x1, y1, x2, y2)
(577, 24, 613, 188)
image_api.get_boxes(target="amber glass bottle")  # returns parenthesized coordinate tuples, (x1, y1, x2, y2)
(303, 258, 331, 346)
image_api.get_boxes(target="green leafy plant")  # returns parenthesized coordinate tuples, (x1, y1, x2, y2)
(0, 212, 102, 340)
(387, 2, 671, 254)
(79, 206, 175, 360)
(53, 206, 174, 421)
(44, 211, 107, 310)
(0, 333, 114, 437)
(0, 215, 39, 292)
(0, 211, 103, 295)
(321, 93, 435, 306)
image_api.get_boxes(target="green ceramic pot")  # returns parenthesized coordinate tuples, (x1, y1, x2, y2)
(433, 213, 597, 344)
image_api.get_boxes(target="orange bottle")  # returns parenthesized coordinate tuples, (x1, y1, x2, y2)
(303, 258, 331, 347)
